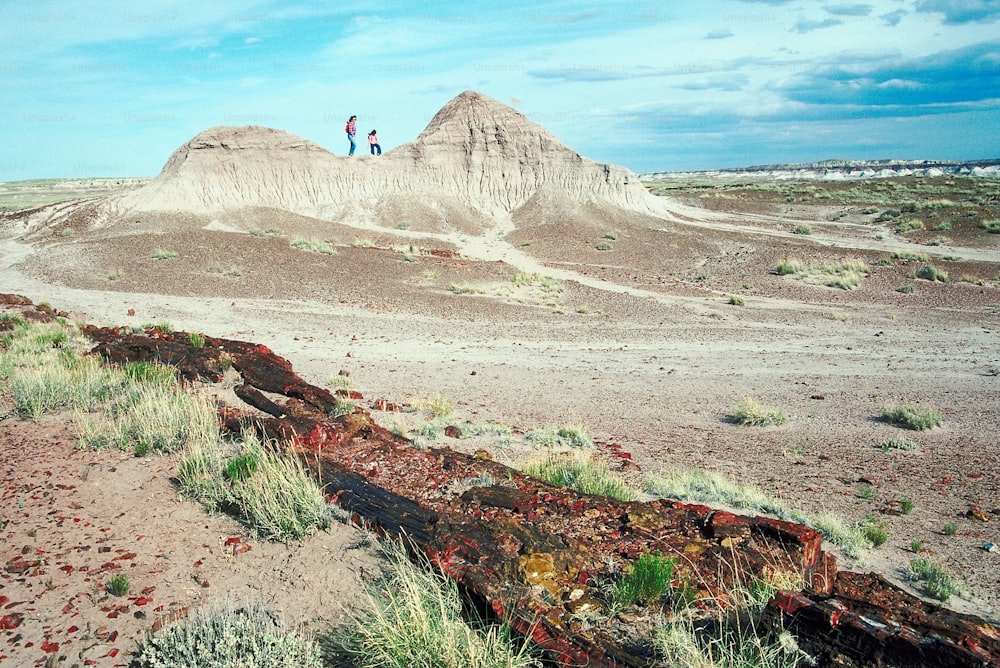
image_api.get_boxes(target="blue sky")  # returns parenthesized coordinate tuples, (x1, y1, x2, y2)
(2, 0, 999, 180)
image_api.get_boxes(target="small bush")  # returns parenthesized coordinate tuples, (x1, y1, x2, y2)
(152, 249, 179, 260)
(894, 218, 924, 233)
(909, 541, 923, 553)
(896, 284, 915, 294)
(879, 436, 918, 451)
(792, 225, 811, 235)
(881, 405, 942, 431)
(603, 231, 618, 240)
(731, 396, 786, 427)
(942, 522, 958, 536)
(981, 220, 1000, 234)
(188, 332, 205, 348)
(908, 559, 961, 602)
(915, 264, 948, 282)
(899, 497, 914, 514)
(132, 601, 322, 668)
(290, 238, 336, 255)
(727, 295, 745, 306)
(106, 573, 130, 596)
(857, 483, 875, 500)
(449, 283, 485, 295)
(891, 250, 929, 262)
(933, 222, 952, 231)
(595, 242, 613, 251)
(860, 520, 888, 547)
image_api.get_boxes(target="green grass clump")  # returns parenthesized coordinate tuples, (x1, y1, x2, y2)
(792, 224, 811, 235)
(330, 539, 537, 668)
(981, 220, 1000, 233)
(896, 284, 915, 294)
(520, 452, 639, 502)
(727, 295, 745, 306)
(290, 238, 337, 255)
(78, 383, 220, 454)
(881, 405, 942, 431)
(908, 559, 962, 602)
(0, 322, 135, 419)
(595, 242, 613, 251)
(177, 431, 329, 541)
(188, 332, 206, 348)
(151, 249, 179, 260)
(411, 392, 453, 417)
(526, 424, 592, 449)
(730, 396, 786, 426)
(894, 218, 924, 233)
(233, 451, 330, 540)
(610, 552, 681, 609)
(106, 573, 130, 597)
(132, 600, 322, 668)
(942, 522, 958, 536)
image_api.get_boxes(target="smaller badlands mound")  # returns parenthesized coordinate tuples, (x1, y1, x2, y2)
(88, 90, 665, 233)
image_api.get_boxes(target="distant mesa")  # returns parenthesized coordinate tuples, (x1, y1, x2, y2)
(102, 90, 663, 231)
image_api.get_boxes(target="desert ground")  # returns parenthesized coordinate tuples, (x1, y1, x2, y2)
(1, 173, 999, 666)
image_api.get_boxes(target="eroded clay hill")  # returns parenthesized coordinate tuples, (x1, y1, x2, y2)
(37, 91, 661, 236)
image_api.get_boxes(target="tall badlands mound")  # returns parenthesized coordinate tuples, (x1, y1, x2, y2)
(109, 90, 662, 229)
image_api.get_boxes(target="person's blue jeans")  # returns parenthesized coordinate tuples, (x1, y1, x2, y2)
(370, 143, 381, 155)
(347, 133, 356, 155)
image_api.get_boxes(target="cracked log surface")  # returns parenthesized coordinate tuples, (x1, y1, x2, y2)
(79, 321, 1000, 668)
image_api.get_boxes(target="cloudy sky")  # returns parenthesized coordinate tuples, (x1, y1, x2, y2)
(2, 0, 998, 180)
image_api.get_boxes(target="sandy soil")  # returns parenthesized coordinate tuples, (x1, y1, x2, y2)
(1, 187, 999, 666)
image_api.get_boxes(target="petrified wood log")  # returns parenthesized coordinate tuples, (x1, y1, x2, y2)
(80, 323, 1000, 668)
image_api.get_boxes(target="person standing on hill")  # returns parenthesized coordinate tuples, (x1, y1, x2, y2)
(345, 115, 357, 156)
(368, 129, 381, 156)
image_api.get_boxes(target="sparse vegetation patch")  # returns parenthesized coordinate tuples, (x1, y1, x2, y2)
(775, 258, 869, 290)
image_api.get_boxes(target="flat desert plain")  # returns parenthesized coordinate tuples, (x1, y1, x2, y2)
(1, 174, 998, 665)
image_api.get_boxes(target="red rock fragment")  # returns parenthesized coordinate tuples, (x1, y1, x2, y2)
(224, 536, 241, 546)
(0, 613, 23, 630)
(41, 640, 58, 653)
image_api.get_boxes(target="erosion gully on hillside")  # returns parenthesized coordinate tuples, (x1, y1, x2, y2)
(4, 296, 999, 667)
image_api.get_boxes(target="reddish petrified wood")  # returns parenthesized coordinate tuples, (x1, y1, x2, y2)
(77, 321, 1000, 668)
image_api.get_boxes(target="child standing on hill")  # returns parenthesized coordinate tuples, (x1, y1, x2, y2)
(368, 129, 381, 156)
(345, 115, 357, 156)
